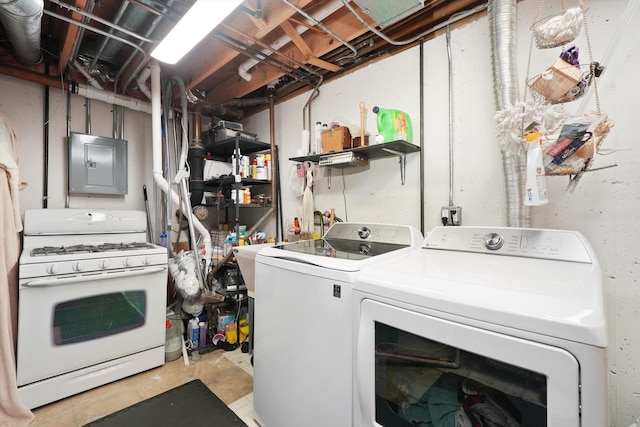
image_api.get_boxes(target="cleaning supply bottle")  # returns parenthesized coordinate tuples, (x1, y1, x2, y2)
(188, 318, 200, 348)
(373, 106, 413, 143)
(524, 132, 549, 206)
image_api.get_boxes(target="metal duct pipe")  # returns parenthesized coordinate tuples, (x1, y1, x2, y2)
(0, 0, 43, 65)
(489, 0, 529, 227)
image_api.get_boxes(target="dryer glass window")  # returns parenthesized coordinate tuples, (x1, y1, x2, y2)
(374, 322, 548, 427)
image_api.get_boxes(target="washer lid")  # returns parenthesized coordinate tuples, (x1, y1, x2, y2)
(257, 222, 423, 271)
(356, 228, 607, 347)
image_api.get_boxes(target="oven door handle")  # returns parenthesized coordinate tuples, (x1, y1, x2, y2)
(22, 266, 168, 287)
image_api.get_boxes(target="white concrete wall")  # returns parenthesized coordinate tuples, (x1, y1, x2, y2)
(2, 0, 639, 424)
(244, 1, 640, 425)
(0, 75, 156, 213)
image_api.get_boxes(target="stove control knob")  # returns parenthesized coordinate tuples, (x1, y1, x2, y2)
(123, 258, 133, 267)
(142, 256, 152, 265)
(483, 232, 504, 251)
(358, 226, 371, 239)
(46, 264, 59, 275)
(73, 262, 85, 272)
(99, 260, 110, 269)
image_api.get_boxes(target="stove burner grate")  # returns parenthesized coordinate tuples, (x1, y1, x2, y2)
(30, 242, 154, 257)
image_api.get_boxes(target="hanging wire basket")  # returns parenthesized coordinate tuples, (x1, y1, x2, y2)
(527, 60, 594, 104)
(541, 113, 614, 176)
(531, 6, 587, 49)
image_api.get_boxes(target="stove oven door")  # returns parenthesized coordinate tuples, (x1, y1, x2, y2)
(17, 266, 167, 386)
(355, 298, 582, 427)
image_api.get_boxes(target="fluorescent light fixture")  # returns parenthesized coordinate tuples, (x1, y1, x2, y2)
(151, 0, 242, 64)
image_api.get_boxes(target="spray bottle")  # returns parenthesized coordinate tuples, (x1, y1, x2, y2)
(373, 106, 413, 143)
(524, 131, 549, 206)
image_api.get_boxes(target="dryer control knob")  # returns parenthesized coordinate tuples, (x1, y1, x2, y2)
(358, 226, 371, 239)
(483, 232, 504, 250)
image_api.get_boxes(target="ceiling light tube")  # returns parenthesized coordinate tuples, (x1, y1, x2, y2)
(151, 0, 242, 64)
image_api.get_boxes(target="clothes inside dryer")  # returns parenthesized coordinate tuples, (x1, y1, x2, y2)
(374, 322, 547, 427)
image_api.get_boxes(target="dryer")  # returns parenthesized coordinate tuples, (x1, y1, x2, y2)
(253, 223, 423, 427)
(353, 226, 608, 427)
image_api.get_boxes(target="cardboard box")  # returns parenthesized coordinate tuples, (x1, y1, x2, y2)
(529, 58, 584, 103)
(321, 126, 352, 153)
(352, 135, 368, 148)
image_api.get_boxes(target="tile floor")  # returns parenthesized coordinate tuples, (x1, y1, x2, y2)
(28, 348, 257, 426)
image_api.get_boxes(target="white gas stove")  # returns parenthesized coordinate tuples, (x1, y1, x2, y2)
(17, 209, 168, 409)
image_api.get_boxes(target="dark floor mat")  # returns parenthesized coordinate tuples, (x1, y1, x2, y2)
(84, 379, 248, 427)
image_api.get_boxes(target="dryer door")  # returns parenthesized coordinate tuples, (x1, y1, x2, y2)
(355, 299, 581, 427)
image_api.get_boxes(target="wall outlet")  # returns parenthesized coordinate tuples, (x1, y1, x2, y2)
(441, 206, 462, 226)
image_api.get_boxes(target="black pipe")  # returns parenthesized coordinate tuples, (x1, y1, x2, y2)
(188, 112, 206, 208)
(188, 145, 206, 208)
(419, 38, 425, 236)
(43, 61, 50, 208)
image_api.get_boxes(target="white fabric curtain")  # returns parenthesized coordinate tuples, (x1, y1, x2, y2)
(0, 113, 34, 426)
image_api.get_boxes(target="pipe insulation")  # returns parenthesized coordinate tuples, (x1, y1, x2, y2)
(489, 0, 530, 228)
(150, 60, 212, 284)
(0, 0, 43, 65)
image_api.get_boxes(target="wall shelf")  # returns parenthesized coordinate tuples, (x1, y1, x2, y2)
(204, 134, 271, 160)
(204, 177, 271, 187)
(289, 140, 420, 185)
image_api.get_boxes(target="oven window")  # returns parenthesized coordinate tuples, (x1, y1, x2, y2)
(53, 291, 146, 345)
(374, 322, 547, 427)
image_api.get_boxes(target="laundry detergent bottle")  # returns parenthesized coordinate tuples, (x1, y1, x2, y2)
(373, 106, 413, 143)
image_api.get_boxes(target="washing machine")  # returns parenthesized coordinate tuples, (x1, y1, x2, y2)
(353, 226, 609, 427)
(253, 223, 423, 427)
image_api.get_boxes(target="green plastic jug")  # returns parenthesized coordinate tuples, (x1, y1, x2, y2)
(373, 106, 413, 143)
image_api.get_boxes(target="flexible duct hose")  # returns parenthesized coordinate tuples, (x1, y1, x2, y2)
(489, 0, 530, 227)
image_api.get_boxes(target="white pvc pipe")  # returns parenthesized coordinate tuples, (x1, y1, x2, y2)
(74, 60, 103, 89)
(77, 84, 152, 113)
(150, 60, 212, 272)
(136, 65, 152, 100)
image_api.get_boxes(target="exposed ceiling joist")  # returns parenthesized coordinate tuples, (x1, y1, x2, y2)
(0, 0, 488, 119)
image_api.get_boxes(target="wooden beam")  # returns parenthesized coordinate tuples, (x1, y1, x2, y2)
(58, 0, 88, 76)
(306, 56, 341, 72)
(280, 19, 312, 56)
(184, 0, 316, 92)
(204, 5, 370, 105)
(0, 63, 67, 90)
(280, 19, 341, 72)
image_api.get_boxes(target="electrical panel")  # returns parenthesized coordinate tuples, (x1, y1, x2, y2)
(68, 132, 128, 195)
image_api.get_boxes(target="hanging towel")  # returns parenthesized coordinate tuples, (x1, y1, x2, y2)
(0, 113, 34, 426)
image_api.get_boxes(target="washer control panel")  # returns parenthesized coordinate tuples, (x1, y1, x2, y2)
(324, 223, 414, 245)
(423, 226, 593, 263)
